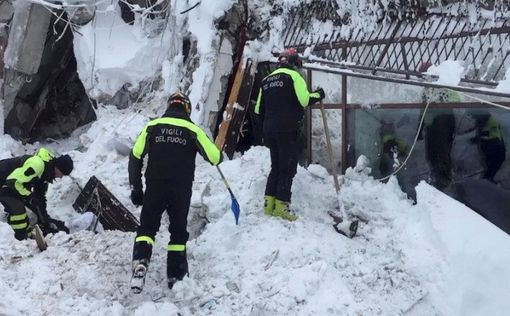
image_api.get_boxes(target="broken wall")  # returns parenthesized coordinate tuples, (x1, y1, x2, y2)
(1, 2, 96, 142)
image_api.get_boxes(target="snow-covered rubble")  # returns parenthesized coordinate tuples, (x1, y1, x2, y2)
(1, 107, 510, 315)
(1, 0, 510, 315)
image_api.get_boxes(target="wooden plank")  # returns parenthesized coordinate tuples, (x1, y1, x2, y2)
(215, 57, 247, 151)
(221, 59, 255, 157)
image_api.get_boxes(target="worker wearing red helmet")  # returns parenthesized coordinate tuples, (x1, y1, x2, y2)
(254, 48, 324, 221)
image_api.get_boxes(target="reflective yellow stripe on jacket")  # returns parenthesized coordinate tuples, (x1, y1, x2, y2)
(255, 68, 320, 114)
(132, 117, 221, 165)
(482, 117, 503, 140)
(36, 148, 55, 162)
(6, 156, 45, 196)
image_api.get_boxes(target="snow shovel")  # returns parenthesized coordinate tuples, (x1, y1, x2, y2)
(319, 100, 358, 238)
(216, 166, 240, 225)
(34, 224, 48, 251)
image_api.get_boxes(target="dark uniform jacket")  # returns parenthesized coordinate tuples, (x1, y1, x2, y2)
(0, 148, 56, 217)
(128, 109, 222, 191)
(255, 64, 322, 132)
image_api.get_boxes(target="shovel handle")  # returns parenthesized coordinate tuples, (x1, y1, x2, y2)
(319, 100, 341, 194)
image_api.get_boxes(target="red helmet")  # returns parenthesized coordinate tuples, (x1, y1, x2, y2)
(418, 61, 433, 73)
(167, 91, 192, 115)
(278, 48, 303, 68)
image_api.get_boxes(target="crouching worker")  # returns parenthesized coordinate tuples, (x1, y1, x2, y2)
(128, 92, 222, 293)
(0, 148, 73, 240)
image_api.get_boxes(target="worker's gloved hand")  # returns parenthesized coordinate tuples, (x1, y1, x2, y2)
(130, 189, 144, 206)
(40, 218, 69, 236)
(26, 196, 50, 225)
(217, 151, 225, 165)
(26, 196, 43, 212)
(314, 88, 325, 100)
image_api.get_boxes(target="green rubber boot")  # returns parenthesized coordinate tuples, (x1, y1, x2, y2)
(273, 199, 298, 221)
(264, 195, 276, 216)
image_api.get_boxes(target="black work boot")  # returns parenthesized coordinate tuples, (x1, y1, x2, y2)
(130, 258, 149, 294)
(167, 249, 188, 289)
(130, 237, 154, 294)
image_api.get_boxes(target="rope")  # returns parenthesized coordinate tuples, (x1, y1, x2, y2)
(90, 4, 97, 92)
(448, 88, 510, 110)
(374, 88, 510, 182)
(376, 100, 431, 182)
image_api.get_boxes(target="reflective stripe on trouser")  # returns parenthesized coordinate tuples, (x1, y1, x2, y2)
(167, 244, 185, 251)
(0, 194, 29, 241)
(10, 213, 28, 230)
(132, 235, 154, 262)
(133, 179, 192, 262)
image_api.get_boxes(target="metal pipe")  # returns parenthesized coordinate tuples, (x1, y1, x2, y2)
(303, 63, 510, 99)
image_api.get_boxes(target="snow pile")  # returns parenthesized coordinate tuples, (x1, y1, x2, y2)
(73, 6, 174, 99)
(2, 107, 510, 315)
(496, 68, 510, 93)
(426, 60, 465, 86)
(414, 183, 510, 316)
(73, 0, 238, 128)
(1, 1, 510, 315)
(0, 122, 430, 315)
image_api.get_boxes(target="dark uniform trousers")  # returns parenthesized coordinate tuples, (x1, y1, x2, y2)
(263, 130, 300, 202)
(132, 179, 191, 265)
(481, 139, 506, 180)
(426, 114, 455, 190)
(0, 187, 29, 240)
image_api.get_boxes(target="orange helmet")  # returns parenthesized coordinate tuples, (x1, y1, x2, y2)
(167, 91, 192, 115)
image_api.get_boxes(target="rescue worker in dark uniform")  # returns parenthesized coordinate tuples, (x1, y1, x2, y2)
(128, 92, 222, 291)
(469, 112, 506, 182)
(255, 48, 324, 221)
(419, 61, 460, 190)
(379, 123, 408, 177)
(0, 148, 73, 240)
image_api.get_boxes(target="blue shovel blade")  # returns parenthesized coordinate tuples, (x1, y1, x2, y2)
(231, 198, 240, 225)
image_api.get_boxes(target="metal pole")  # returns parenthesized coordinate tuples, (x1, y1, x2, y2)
(341, 46, 348, 173)
(306, 68, 313, 165)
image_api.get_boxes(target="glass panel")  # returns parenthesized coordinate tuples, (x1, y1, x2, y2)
(311, 71, 342, 104)
(310, 108, 342, 170)
(348, 77, 423, 104)
(346, 104, 509, 201)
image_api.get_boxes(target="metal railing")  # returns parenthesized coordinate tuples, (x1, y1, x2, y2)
(282, 0, 510, 88)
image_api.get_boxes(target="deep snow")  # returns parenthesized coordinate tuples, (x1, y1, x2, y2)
(1, 108, 510, 315)
(1, 0, 510, 315)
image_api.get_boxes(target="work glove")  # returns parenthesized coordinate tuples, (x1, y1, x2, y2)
(40, 218, 70, 236)
(131, 189, 144, 206)
(314, 88, 325, 100)
(26, 196, 50, 225)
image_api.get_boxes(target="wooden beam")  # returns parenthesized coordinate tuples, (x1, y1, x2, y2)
(215, 57, 246, 151)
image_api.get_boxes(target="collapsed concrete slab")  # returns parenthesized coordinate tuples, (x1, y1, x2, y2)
(1, 2, 96, 142)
